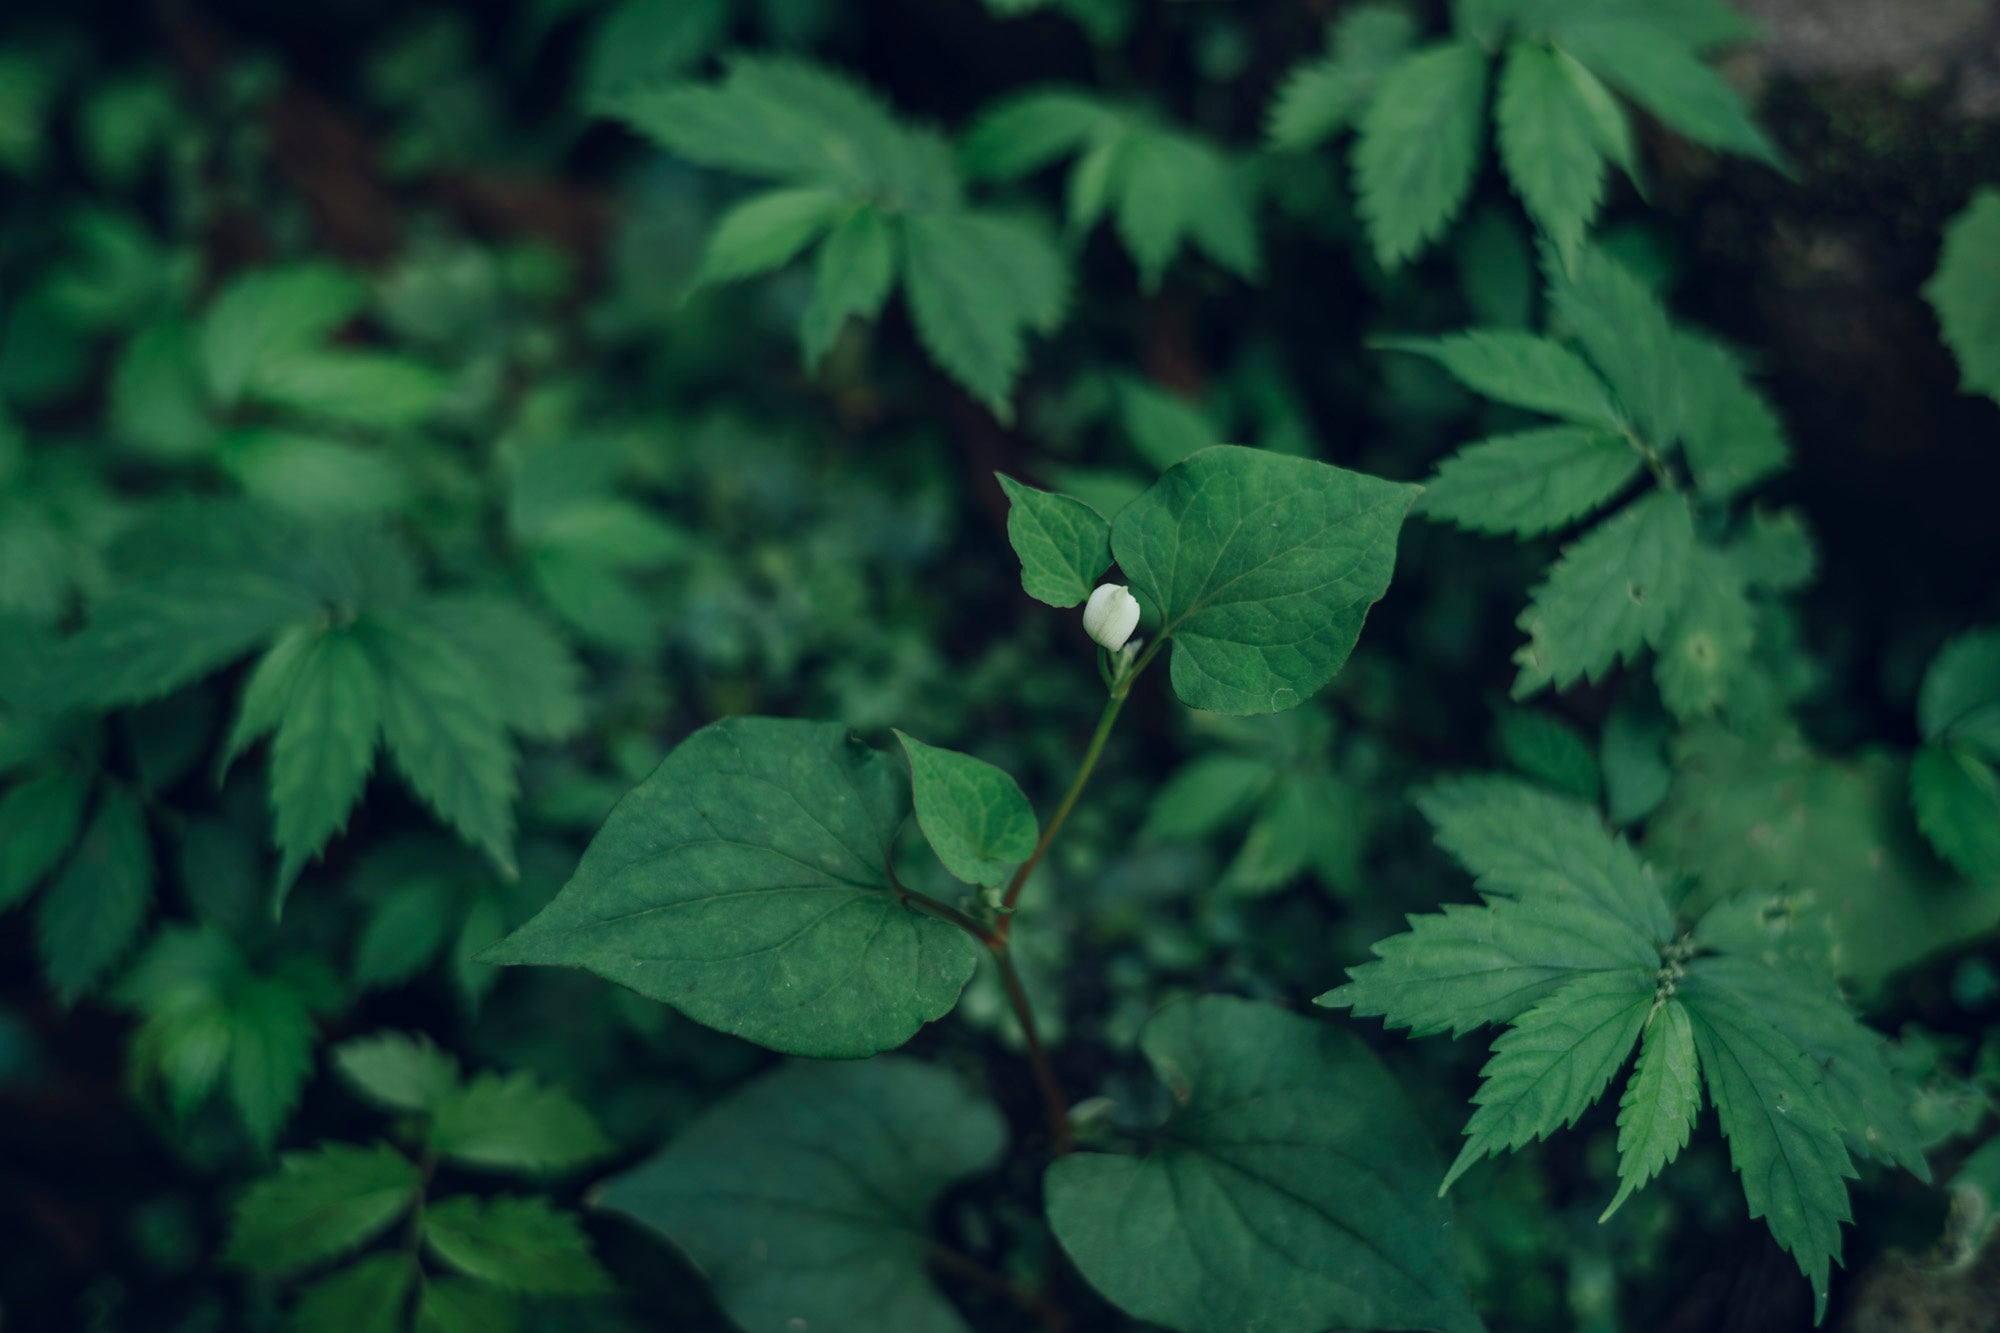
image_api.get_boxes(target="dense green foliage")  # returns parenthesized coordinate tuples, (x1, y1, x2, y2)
(3, 1, 1998, 1330)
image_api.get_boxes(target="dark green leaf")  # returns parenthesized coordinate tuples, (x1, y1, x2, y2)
(226, 1142, 421, 1275)
(1603, 998, 1700, 1218)
(36, 788, 153, 1002)
(430, 1070, 612, 1174)
(0, 767, 89, 909)
(1353, 42, 1490, 269)
(1497, 42, 1605, 263)
(271, 628, 381, 893)
(1419, 427, 1641, 537)
(1378, 330, 1623, 430)
(895, 732, 1037, 888)
(802, 205, 897, 366)
(1925, 188, 2000, 404)
(422, 1195, 610, 1295)
(290, 1254, 414, 1333)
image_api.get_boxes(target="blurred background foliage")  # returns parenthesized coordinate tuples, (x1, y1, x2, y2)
(1, 0, 1998, 1330)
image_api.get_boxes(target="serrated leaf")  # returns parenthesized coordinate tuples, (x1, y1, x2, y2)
(1911, 743, 2000, 882)
(352, 877, 456, 990)
(201, 265, 367, 407)
(415, 1278, 520, 1333)
(1420, 426, 1641, 536)
(414, 595, 585, 744)
(1353, 42, 1489, 269)
(802, 205, 897, 367)
(603, 1058, 1004, 1333)
(1918, 629, 2000, 752)
(1925, 188, 2000, 403)
(0, 767, 90, 909)
(334, 1031, 463, 1113)
(1683, 980, 1854, 1322)
(1494, 707, 1601, 801)
(1416, 774, 1675, 941)
(1266, 4, 1419, 149)
(960, 89, 1116, 179)
(1654, 545, 1755, 720)
(1378, 330, 1624, 430)
(1675, 331, 1789, 500)
(1600, 695, 1673, 826)
(902, 210, 1067, 422)
(1322, 895, 1658, 1037)
(290, 1253, 413, 1333)
(422, 1195, 609, 1295)
(1116, 379, 1214, 469)
(1513, 490, 1696, 697)
(1112, 446, 1420, 715)
(694, 187, 847, 286)
(227, 975, 321, 1147)
(1544, 242, 1683, 451)
(1557, 18, 1784, 170)
(1728, 507, 1817, 594)
(1443, 967, 1655, 1190)
(1140, 754, 1274, 842)
(363, 613, 518, 878)
(1557, 48, 1643, 190)
(483, 718, 979, 1058)
(431, 1070, 611, 1174)
(580, 0, 728, 104)
(894, 732, 1036, 888)
(226, 1142, 421, 1275)
(1046, 996, 1482, 1333)
(271, 628, 381, 894)
(1497, 42, 1605, 264)
(36, 788, 153, 1002)
(1602, 998, 1699, 1219)
(996, 475, 1111, 608)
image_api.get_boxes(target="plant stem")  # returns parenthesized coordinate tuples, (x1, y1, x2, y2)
(928, 1243, 1070, 1332)
(992, 942, 1073, 1154)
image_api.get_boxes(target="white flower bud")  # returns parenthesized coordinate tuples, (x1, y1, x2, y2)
(1082, 583, 1141, 652)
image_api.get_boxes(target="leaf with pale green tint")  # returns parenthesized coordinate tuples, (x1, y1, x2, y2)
(333, 1031, 462, 1113)
(1112, 446, 1420, 715)
(290, 1254, 413, 1333)
(0, 767, 89, 909)
(227, 1142, 421, 1275)
(1046, 997, 1482, 1333)
(1494, 708, 1601, 801)
(1377, 331, 1623, 430)
(422, 1195, 610, 1295)
(1654, 545, 1755, 720)
(1545, 243, 1683, 451)
(1675, 332, 1789, 500)
(272, 628, 381, 893)
(1354, 42, 1489, 269)
(894, 732, 1036, 888)
(1266, 4, 1418, 149)
(1925, 189, 2000, 403)
(1322, 895, 1658, 1038)
(1419, 427, 1641, 537)
(902, 210, 1067, 422)
(36, 788, 153, 1002)
(1912, 743, 2000, 882)
(1557, 18, 1784, 171)
(802, 206, 896, 366)
(1443, 967, 1655, 1190)
(1603, 998, 1699, 1219)
(1513, 490, 1695, 697)
(1416, 774, 1674, 941)
(483, 718, 979, 1057)
(200, 264, 366, 406)
(603, 1058, 1004, 1333)
(1683, 980, 1853, 1322)
(431, 1070, 611, 1174)
(694, 187, 846, 286)
(996, 475, 1111, 607)
(1497, 42, 1605, 264)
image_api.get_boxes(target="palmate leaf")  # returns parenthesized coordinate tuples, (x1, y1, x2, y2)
(1603, 998, 1700, 1218)
(1544, 242, 1684, 450)
(1045, 997, 1482, 1333)
(1419, 426, 1643, 537)
(996, 475, 1111, 607)
(1353, 42, 1489, 269)
(603, 1058, 1005, 1333)
(1496, 42, 1605, 264)
(484, 718, 979, 1058)
(894, 732, 1037, 888)
(1112, 446, 1420, 715)
(960, 89, 1118, 180)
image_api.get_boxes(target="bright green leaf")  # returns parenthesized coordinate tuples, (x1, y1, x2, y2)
(1377, 330, 1623, 430)
(996, 475, 1112, 608)
(430, 1070, 612, 1174)
(1419, 426, 1641, 537)
(272, 628, 382, 893)
(1497, 42, 1605, 264)
(1558, 18, 1784, 170)
(802, 205, 897, 367)
(1266, 5, 1419, 149)
(201, 265, 367, 407)
(333, 1031, 463, 1114)
(422, 1195, 610, 1295)
(902, 210, 1067, 422)
(226, 1142, 421, 1275)
(894, 732, 1037, 888)
(1602, 998, 1700, 1219)
(1925, 188, 2000, 404)
(694, 187, 847, 287)
(1544, 242, 1683, 451)
(1353, 42, 1489, 269)
(36, 788, 154, 1002)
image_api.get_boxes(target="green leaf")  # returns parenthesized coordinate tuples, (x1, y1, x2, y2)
(363, 613, 518, 878)
(290, 1254, 414, 1333)
(248, 352, 449, 431)
(1654, 546, 1755, 720)
(333, 1031, 463, 1114)
(1925, 188, 2000, 403)
(352, 877, 456, 990)
(960, 89, 1116, 179)
(1558, 49, 1643, 190)
(271, 628, 382, 893)
(1116, 378, 1214, 469)
(430, 1070, 613, 1174)
(1046, 996, 1482, 1333)
(580, 0, 728, 103)
(1544, 242, 1683, 451)
(0, 768, 90, 909)
(226, 1142, 422, 1275)
(694, 187, 847, 286)
(1513, 490, 1696, 697)
(1266, 4, 1419, 149)
(1494, 707, 1601, 801)
(112, 320, 215, 460)
(1497, 42, 1605, 264)
(1600, 695, 1673, 826)
(1918, 629, 2000, 752)
(228, 975, 322, 1146)
(415, 1279, 520, 1333)
(1674, 332, 1789, 501)
(901, 210, 1067, 422)
(802, 206, 897, 367)
(1911, 743, 2000, 882)
(1378, 330, 1623, 430)
(1353, 42, 1489, 269)
(1728, 507, 1817, 594)
(201, 264, 367, 406)
(1683, 980, 1854, 1322)
(483, 718, 980, 1058)
(996, 475, 1112, 608)
(1602, 998, 1700, 1219)
(1443, 967, 1655, 1190)
(1419, 426, 1641, 537)
(414, 596, 585, 744)
(36, 788, 154, 1002)
(1322, 895, 1658, 1037)
(894, 732, 1037, 888)
(422, 1195, 610, 1295)
(1112, 446, 1420, 715)
(1557, 18, 1784, 171)
(224, 431, 409, 518)
(1140, 754, 1274, 841)
(1417, 774, 1675, 940)
(602, 1057, 1004, 1333)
